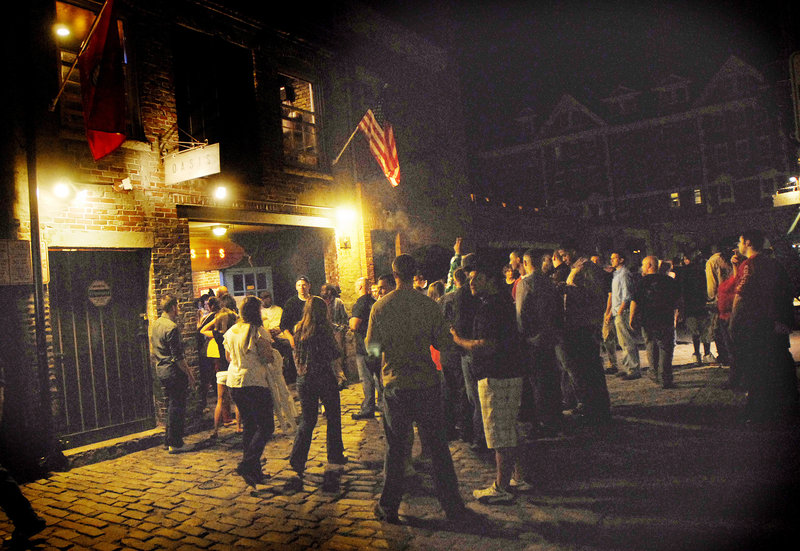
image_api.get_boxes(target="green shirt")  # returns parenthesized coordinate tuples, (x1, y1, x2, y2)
(365, 288, 451, 391)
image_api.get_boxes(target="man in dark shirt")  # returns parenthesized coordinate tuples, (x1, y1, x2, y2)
(1, 368, 47, 545)
(677, 251, 715, 366)
(351, 277, 379, 420)
(630, 256, 680, 388)
(516, 248, 563, 432)
(277, 276, 312, 385)
(452, 260, 524, 503)
(150, 295, 195, 454)
(451, 253, 485, 449)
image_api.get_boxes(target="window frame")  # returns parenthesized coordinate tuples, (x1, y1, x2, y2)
(279, 73, 324, 171)
(54, 1, 144, 142)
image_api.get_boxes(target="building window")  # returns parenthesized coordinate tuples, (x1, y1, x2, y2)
(670, 192, 681, 208)
(760, 177, 777, 199)
(694, 189, 702, 205)
(713, 143, 729, 167)
(280, 74, 319, 169)
(718, 183, 734, 203)
(735, 139, 749, 162)
(222, 267, 274, 299)
(54, 1, 143, 139)
(174, 28, 260, 185)
(756, 136, 771, 159)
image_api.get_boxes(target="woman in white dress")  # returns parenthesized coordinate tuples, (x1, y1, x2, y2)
(223, 296, 274, 487)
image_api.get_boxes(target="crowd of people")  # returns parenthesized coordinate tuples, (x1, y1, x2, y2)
(3, 229, 797, 546)
(150, 228, 798, 526)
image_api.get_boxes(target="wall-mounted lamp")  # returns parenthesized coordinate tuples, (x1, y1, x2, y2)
(53, 181, 71, 199)
(212, 225, 228, 236)
(213, 186, 228, 200)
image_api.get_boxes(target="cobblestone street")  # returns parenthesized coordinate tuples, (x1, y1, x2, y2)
(3, 336, 800, 550)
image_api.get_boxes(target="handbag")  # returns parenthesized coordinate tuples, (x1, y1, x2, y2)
(207, 337, 220, 359)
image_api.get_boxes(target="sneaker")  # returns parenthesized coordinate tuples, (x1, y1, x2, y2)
(374, 503, 401, 524)
(620, 372, 641, 381)
(702, 353, 717, 364)
(329, 455, 348, 465)
(509, 478, 532, 492)
(351, 411, 375, 420)
(235, 465, 261, 488)
(604, 366, 619, 375)
(284, 475, 303, 493)
(11, 516, 46, 544)
(692, 353, 702, 367)
(473, 482, 515, 504)
(167, 443, 193, 454)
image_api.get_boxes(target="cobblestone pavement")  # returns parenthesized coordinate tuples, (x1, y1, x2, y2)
(3, 335, 800, 550)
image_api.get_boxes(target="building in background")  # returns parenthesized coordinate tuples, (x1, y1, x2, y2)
(473, 54, 799, 258)
(1, 0, 468, 465)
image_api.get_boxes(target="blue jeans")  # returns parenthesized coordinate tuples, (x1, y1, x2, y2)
(355, 354, 382, 415)
(160, 371, 188, 448)
(230, 386, 274, 474)
(379, 384, 464, 516)
(460, 355, 485, 446)
(290, 371, 344, 474)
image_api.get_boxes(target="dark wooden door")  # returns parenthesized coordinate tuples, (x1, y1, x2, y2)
(49, 250, 154, 448)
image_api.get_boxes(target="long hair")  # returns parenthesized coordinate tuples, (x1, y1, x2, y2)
(294, 296, 332, 344)
(239, 296, 263, 351)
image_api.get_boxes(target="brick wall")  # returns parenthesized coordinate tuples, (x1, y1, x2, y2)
(11, 0, 464, 452)
(192, 271, 221, 298)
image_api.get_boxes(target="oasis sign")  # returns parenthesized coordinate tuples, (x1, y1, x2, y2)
(164, 143, 221, 184)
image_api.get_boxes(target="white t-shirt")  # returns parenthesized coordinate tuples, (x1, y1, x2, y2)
(223, 323, 271, 388)
(261, 305, 283, 331)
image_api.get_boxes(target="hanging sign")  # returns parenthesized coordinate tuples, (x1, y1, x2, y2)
(164, 143, 221, 184)
(88, 280, 112, 307)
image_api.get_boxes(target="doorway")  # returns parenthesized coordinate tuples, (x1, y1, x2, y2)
(49, 249, 154, 448)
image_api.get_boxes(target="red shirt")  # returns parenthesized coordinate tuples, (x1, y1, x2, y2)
(717, 274, 738, 320)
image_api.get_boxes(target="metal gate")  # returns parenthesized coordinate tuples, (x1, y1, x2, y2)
(49, 250, 155, 448)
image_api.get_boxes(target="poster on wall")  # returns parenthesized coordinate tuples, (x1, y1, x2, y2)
(0, 239, 50, 286)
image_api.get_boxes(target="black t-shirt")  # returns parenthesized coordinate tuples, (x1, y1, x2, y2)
(351, 294, 376, 338)
(280, 295, 306, 333)
(453, 285, 479, 343)
(351, 293, 376, 356)
(632, 274, 679, 328)
(471, 292, 522, 380)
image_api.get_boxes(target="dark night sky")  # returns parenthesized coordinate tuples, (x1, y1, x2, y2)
(365, 0, 799, 150)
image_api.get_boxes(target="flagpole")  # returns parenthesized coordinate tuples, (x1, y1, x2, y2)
(48, 0, 112, 112)
(332, 120, 362, 166)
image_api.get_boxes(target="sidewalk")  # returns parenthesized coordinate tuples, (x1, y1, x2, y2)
(2, 336, 799, 550)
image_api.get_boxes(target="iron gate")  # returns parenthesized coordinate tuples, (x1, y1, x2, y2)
(49, 250, 155, 448)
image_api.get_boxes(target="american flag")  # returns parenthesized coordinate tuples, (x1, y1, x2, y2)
(358, 108, 400, 186)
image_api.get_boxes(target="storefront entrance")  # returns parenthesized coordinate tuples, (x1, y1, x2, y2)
(49, 250, 154, 448)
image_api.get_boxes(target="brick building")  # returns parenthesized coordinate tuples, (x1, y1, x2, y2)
(473, 54, 800, 258)
(1, 0, 468, 464)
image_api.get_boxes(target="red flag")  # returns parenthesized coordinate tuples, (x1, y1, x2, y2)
(358, 109, 400, 186)
(78, 0, 126, 160)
